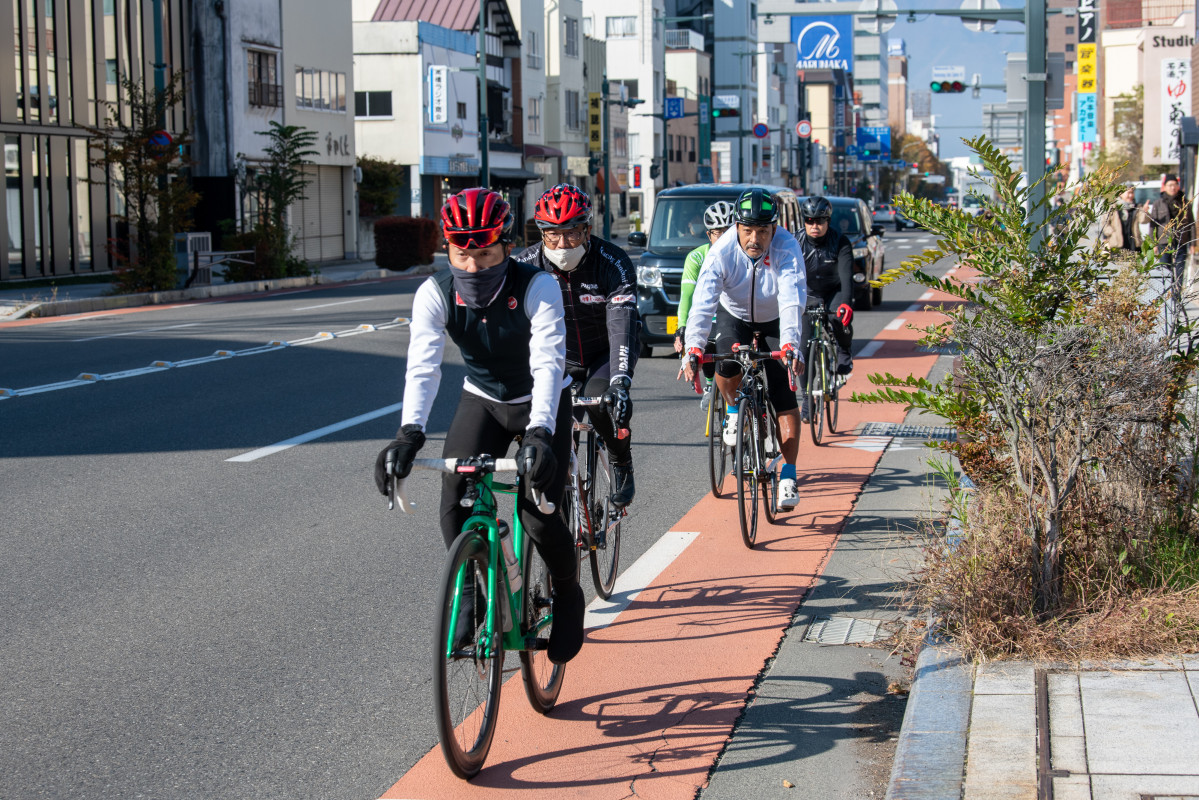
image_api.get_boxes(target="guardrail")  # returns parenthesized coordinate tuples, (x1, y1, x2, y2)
(185, 250, 256, 288)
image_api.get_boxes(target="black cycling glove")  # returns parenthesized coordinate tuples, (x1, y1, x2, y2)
(603, 376, 633, 427)
(374, 424, 426, 495)
(516, 426, 556, 493)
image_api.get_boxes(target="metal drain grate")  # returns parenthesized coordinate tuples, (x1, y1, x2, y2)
(804, 616, 885, 645)
(858, 422, 958, 442)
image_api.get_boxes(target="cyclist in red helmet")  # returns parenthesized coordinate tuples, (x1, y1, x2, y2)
(514, 183, 640, 507)
(373, 187, 585, 665)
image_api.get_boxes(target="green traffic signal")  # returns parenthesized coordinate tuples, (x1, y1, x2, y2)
(712, 108, 740, 118)
(930, 81, 943, 92)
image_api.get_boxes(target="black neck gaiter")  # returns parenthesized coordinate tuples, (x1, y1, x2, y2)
(449, 260, 510, 309)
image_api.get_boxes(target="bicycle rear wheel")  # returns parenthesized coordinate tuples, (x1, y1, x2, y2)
(825, 342, 841, 434)
(707, 390, 728, 497)
(734, 396, 759, 548)
(761, 404, 781, 524)
(807, 340, 826, 446)
(433, 530, 503, 779)
(520, 534, 565, 713)
(586, 440, 621, 599)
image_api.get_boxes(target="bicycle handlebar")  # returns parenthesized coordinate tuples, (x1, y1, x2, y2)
(572, 395, 630, 439)
(388, 456, 555, 515)
(688, 344, 797, 392)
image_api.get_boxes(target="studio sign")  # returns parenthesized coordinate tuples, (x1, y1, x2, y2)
(793, 16, 853, 71)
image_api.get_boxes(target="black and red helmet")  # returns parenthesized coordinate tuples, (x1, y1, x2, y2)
(534, 183, 593, 229)
(440, 187, 515, 249)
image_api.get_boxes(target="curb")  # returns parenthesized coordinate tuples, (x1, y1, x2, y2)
(884, 639, 972, 800)
(0, 266, 426, 322)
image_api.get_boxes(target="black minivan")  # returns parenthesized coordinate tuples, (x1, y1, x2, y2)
(626, 183, 801, 354)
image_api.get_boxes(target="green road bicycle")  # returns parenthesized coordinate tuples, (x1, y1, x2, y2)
(804, 305, 842, 446)
(389, 456, 562, 779)
(567, 392, 626, 599)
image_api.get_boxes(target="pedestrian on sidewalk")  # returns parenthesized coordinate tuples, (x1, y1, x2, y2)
(1143, 173, 1194, 284)
(1101, 184, 1145, 255)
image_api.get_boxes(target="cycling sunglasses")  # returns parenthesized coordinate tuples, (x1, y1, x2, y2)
(444, 227, 504, 250)
(802, 216, 831, 224)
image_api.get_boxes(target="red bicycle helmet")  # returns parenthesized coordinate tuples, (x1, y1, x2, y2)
(440, 187, 514, 249)
(534, 184, 593, 229)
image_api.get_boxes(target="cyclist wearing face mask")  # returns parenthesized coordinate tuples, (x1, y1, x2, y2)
(373, 187, 585, 665)
(513, 184, 640, 508)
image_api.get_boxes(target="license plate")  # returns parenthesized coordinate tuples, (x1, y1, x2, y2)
(666, 316, 678, 334)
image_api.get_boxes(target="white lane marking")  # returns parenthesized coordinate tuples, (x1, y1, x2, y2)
(294, 298, 374, 311)
(72, 322, 202, 343)
(584, 530, 700, 630)
(884, 317, 906, 331)
(829, 435, 892, 452)
(226, 402, 405, 462)
(906, 303, 924, 312)
(919, 291, 934, 301)
(857, 340, 885, 359)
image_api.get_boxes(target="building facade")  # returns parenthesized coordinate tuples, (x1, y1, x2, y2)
(4, 0, 190, 280)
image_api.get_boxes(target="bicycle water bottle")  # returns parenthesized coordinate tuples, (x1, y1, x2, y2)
(498, 521, 523, 594)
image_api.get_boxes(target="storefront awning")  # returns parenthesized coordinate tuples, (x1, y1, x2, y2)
(490, 166, 542, 183)
(524, 144, 564, 158)
(596, 167, 624, 195)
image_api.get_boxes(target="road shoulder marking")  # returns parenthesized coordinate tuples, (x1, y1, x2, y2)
(226, 403, 404, 462)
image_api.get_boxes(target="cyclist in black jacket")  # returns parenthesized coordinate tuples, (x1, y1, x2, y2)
(796, 196, 855, 423)
(514, 184, 640, 507)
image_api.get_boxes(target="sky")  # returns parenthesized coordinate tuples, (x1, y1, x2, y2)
(880, 2, 1027, 160)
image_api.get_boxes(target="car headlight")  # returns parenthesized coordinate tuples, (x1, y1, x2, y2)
(852, 246, 868, 260)
(637, 265, 663, 288)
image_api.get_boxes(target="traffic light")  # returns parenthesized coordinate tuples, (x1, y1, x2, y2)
(822, 182, 829, 192)
(649, 161, 661, 180)
(712, 107, 740, 118)
(930, 80, 966, 94)
(588, 153, 600, 176)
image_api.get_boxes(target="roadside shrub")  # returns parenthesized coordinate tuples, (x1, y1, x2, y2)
(375, 216, 438, 271)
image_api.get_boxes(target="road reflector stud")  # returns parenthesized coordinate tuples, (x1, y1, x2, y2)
(213, 350, 234, 357)
(151, 361, 174, 368)
(77, 373, 102, 381)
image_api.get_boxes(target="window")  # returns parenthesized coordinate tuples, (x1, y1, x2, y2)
(667, 134, 674, 161)
(247, 50, 280, 107)
(606, 16, 636, 38)
(354, 90, 393, 118)
(296, 66, 348, 112)
(103, 0, 113, 13)
(689, 136, 696, 162)
(614, 127, 627, 157)
(564, 16, 579, 57)
(1066, 43, 1075, 52)
(527, 96, 541, 135)
(565, 89, 581, 128)
(457, 102, 467, 120)
(1066, 26, 1074, 34)
(105, 59, 118, 85)
(582, 17, 592, 37)
(526, 29, 542, 70)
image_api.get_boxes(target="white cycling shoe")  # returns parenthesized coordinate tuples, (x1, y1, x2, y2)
(722, 411, 739, 447)
(777, 477, 800, 510)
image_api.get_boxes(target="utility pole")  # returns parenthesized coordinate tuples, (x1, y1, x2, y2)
(478, 0, 489, 189)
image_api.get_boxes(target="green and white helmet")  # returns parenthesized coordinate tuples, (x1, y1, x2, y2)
(734, 188, 779, 225)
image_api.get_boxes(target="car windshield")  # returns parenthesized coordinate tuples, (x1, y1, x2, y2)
(830, 206, 861, 236)
(647, 198, 712, 252)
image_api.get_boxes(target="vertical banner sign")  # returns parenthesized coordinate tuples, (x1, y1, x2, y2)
(698, 95, 711, 167)
(633, 164, 642, 188)
(834, 100, 846, 150)
(429, 65, 448, 124)
(1162, 59, 1191, 162)
(1077, 44, 1098, 93)
(588, 92, 603, 152)
(1077, 94, 1098, 142)
(1078, 0, 1096, 44)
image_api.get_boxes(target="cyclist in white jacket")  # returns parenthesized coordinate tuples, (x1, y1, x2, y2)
(680, 188, 808, 509)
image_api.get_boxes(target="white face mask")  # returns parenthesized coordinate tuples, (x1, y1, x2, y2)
(543, 242, 587, 272)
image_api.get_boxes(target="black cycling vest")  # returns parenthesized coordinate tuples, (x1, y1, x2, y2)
(801, 229, 847, 294)
(432, 260, 540, 401)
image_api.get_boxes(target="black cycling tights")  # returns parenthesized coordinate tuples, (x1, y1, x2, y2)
(439, 389, 578, 584)
(567, 361, 633, 465)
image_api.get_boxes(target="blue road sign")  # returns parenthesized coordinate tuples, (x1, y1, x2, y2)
(665, 97, 684, 120)
(855, 126, 892, 162)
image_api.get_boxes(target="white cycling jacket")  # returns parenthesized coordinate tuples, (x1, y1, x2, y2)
(683, 225, 807, 352)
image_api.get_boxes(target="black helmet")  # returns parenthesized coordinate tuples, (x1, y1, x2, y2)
(800, 196, 833, 221)
(734, 188, 779, 225)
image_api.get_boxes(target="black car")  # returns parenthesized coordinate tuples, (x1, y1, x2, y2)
(626, 183, 802, 354)
(819, 196, 887, 309)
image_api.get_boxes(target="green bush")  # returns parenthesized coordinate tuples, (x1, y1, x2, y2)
(374, 216, 439, 271)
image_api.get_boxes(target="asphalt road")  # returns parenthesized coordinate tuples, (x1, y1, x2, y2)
(0, 229, 943, 799)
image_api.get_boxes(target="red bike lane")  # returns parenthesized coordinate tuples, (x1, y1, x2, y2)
(379, 294, 956, 799)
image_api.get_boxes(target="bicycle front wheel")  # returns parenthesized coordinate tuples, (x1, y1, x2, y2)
(587, 440, 621, 599)
(734, 396, 759, 548)
(433, 530, 503, 780)
(826, 342, 841, 434)
(707, 389, 728, 497)
(762, 404, 781, 524)
(519, 534, 565, 713)
(807, 340, 826, 446)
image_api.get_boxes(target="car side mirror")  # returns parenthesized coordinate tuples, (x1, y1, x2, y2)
(871, 225, 885, 237)
(628, 231, 647, 247)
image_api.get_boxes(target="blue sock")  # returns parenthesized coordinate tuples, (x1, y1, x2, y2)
(781, 464, 796, 480)
(727, 403, 737, 414)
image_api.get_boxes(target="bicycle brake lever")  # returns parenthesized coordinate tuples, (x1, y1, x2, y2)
(532, 489, 556, 515)
(391, 478, 415, 513)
